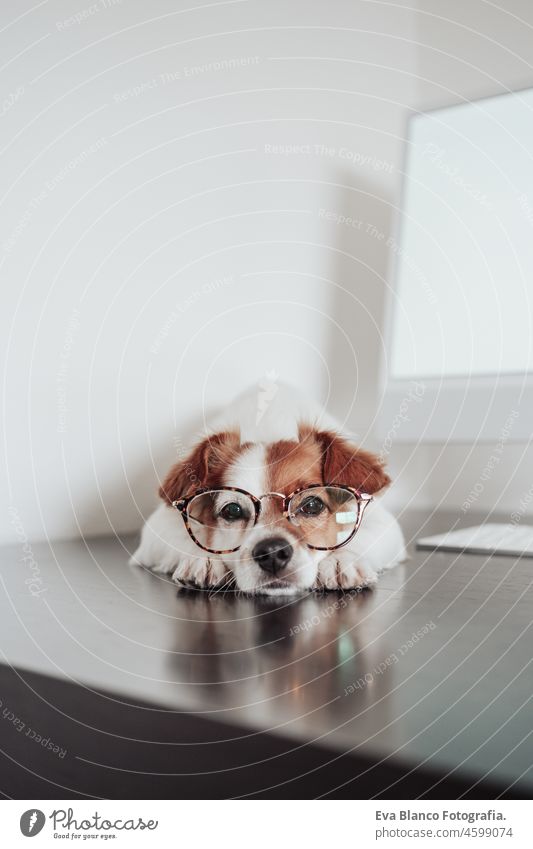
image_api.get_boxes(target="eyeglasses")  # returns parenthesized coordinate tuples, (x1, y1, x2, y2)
(172, 485, 372, 554)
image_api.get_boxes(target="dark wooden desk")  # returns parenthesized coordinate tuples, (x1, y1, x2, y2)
(0, 510, 531, 799)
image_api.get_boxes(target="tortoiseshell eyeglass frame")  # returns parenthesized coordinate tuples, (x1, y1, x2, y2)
(172, 484, 373, 555)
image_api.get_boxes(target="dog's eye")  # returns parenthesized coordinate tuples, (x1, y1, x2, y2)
(219, 502, 245, 521)
(298, 496, 326, 516)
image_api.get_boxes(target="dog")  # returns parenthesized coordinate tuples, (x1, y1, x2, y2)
(130, 384, 406, 595)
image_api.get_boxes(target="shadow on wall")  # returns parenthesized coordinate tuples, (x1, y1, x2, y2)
(322, 164, 428, 516)
(76, 169, 395, 546)
(325, 164, 394, 444)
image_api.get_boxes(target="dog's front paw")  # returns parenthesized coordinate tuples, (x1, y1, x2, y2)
(314, 550, 378, 591)
(171, 556, 229, 590)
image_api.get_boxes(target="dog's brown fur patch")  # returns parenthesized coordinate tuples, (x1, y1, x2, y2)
(302, 426, 390, 494)
(159, 425, 389, 508)
(266, 438, 323, 494)
(158, 430, 250, 504)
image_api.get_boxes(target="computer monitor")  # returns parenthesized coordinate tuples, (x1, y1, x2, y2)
(380, 88, 533, 442)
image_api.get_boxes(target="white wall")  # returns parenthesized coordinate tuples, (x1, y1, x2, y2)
(2, 0, 532, 546)
(1, 0, 416, 544)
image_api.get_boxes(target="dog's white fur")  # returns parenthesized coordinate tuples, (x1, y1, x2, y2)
(131, 384, 406, 595)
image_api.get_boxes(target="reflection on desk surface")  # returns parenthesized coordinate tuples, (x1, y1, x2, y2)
(0, 511, 532, 794)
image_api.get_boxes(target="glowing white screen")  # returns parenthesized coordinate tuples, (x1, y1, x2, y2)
(390, 89, 533, 379)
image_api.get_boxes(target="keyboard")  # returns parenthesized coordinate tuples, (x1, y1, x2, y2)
(417, 523, 533, 558)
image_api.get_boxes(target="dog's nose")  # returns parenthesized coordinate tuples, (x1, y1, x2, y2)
(252, 537, 293, 574)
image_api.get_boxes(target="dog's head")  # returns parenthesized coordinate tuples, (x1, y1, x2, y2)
(159, 426, 390, 595)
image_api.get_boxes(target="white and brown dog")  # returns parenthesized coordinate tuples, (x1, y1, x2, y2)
(131, 384, 405, 595)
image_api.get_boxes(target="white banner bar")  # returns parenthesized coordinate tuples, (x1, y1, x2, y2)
(1, 799, 530, 847)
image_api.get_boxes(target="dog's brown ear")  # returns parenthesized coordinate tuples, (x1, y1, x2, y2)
(158, 430, 241, 504)
(311, 429, 390, 494)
